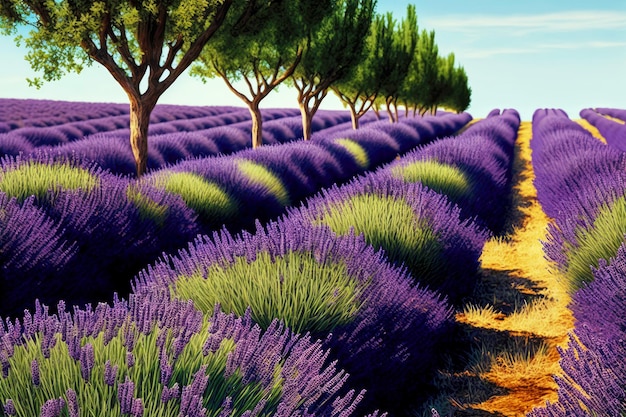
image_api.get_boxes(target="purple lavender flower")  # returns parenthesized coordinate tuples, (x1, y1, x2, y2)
(104, 360, 118, 386)
(179, 366, 209, 417)
(160, 383, 180, 404)
(117, 376, 135, 414)
(159, 351, 173, 385)
(3, 399, 16, 416)
(31, 358, 40, 387)
(39, 397, 65, 417)
(126, 351, 135, 368)
(79, 343, 95, 381)
(66, 388, 79, 417)
(131, 398, 144, 417)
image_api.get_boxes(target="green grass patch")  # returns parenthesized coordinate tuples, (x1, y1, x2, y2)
(236, 159, 290, 206)
(314, 194, 445, 287)
(0, 161, 99, 202)
(391, 159, 471, 201)
(171, 251, 363, 335)
(564, 195, 626, 293)
(334, 138, 369, 168)
(153, 172, 236, 222)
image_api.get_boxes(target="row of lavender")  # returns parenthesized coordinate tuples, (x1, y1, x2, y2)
(0, 111, 470, 319)
(0, 110, 520, 417)
(579, 107, 626, 151)
(1, 99, 365, 175)
(0, 99, 243, 131)
(527, 109, 626, 416)
(132, 109, 520, 415)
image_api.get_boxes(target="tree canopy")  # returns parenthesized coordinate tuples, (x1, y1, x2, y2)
(0, 0, 267, 176)
(190, 0, 334, 148)
(289, 0, 376, 140)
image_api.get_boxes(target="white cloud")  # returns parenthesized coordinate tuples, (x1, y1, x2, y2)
(460, 40, 626, 59)
(425, 10, 626, 36)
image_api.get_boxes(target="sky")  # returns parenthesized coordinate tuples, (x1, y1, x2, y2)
(0, 1, 625, 121)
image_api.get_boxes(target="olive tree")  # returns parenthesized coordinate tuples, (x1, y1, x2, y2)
(0, 0, 274, 176)
(289, 0, 376, 140)
(191, 0, 333, 148)
(331, 11, 389, 130)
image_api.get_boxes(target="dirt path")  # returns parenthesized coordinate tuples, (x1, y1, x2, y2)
(422, 121, 575, 416)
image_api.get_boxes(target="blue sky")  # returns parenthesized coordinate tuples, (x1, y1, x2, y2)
(0, 1, 625, 120)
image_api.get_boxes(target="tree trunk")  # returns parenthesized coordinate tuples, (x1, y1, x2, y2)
(299, 103, 313, 141)
(249, 102, 263, 148)
(393, 99, 399, 122)
(349, 103, 360, 130)
(386, 97, 395, 123)
(129, 97, 156, 177)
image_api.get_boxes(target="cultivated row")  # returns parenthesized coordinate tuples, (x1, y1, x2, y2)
(0, 111, 470, 319)
(527, 109, 626, 416)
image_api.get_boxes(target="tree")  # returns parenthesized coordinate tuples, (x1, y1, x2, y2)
(377, 4, 417, 123)
(331, 11, 389, 130)
(400, 29, 439, 116)
(429, 52, 457, 114)
(443, 66, 471, 113)
(0, 0, 267, 177)
(191, 0, 333, 148)
(288, 0, 376, 140)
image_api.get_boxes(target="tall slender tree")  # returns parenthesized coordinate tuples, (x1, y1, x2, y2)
(289, 0, 376, 140)
(429, 52, 457, 114)
(377, 4, 417, 123)
(191, 0, 333, 148)
(444, 66, 471, 113)
(331, 11, 389, 129)
(400, 29, 439, 116)
(0, 0, 268, 177)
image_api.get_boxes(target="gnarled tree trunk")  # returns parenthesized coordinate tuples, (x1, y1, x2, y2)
(129, 96, 157, 177)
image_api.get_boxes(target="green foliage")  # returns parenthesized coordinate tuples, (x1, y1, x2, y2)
(443, 65, 472, 113)
(335, 138, 369, 168)
(564, 196, 626, 293)
(151, 171, 237, 222)
(236, 160, 290, 206)
(290, 0, 375, 97)
(171, 251, 363, 335)
(0, 161, 98, 202)
(314, 194, 446, 287)
(401, 29, 439, 113)
(391, 159, 471, 201)
(1, 0, 239, 176)
(377, 4, 418, 119)
(0, 319, 281, 416)
(0, 0, 228, 86)
(330, 8, 389, 121)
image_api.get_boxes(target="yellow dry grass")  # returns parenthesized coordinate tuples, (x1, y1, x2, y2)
(602, 114, 625, 124)
(424, 121, 576, 417)
(574, 119, 605, 143)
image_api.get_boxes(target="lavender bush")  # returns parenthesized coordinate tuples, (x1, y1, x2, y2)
(384, 110, 519, 233)
(531, 109, 626, 292)
(132, 217, 454, 415)
(0, 292, 362, 417)
(580, 108, 626, 151)
(290, 172, 489, 303)
(528, 108, 626, 416)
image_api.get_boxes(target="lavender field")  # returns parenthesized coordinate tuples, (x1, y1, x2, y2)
(0, 99, 625, 416)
